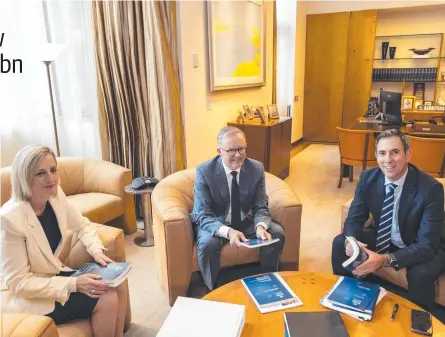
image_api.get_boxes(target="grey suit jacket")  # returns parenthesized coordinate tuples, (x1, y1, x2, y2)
(190, 156, 271, 236)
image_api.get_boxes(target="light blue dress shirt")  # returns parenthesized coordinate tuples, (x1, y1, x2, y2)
(384, 169, 408, 248)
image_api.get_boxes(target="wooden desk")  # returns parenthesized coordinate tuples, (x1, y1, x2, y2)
(203, 271, 445, 337)
(351, 117, 445, 138)
(228, 117, 292, 179)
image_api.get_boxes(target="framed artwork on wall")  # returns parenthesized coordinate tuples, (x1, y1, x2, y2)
(207, 1, 266, 91)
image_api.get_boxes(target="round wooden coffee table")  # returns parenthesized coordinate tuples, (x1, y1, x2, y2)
(203, 271, 445, 336)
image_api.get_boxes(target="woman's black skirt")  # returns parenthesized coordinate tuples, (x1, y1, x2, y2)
(45, 271, 99, 325)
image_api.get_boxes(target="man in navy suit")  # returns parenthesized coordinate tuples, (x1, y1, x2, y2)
(332, 129, 445, 311)
(191, 126, 285, 290)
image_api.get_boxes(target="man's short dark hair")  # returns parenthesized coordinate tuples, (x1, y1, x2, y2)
(375, 129, 410, 152)
(217, 126, 246, 146)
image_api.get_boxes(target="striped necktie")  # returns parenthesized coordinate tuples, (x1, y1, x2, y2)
(376, 183, 397, 254)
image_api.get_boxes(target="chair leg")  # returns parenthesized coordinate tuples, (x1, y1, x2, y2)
(349, 166, 353, 182)
(338, 163, 344, 188)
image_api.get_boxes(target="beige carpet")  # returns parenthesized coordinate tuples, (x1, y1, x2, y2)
(123, 144, 359, 336)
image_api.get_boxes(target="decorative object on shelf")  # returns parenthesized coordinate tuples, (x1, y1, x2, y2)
(207, 1, 265, 91)
(441, 72, 445, 81)
(242, 105, 254, 119)
(401, 96, 415, 112)
(251, 106, 264, 117)
(414, 99, 423, 110)
(381, 42, 389, 59)
(267, 104, 280, 119)
(409, 48, 435, 58)
(254, 107, 266, 123)
(237, 111, 246, 123)
(418, 105, 445, 112)
(389, 47, 396, 59)
(413, 82, 425, 101)
(424, 101, 433, 106)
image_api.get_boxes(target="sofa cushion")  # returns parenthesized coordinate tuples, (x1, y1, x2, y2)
(67, 193, 124, 225)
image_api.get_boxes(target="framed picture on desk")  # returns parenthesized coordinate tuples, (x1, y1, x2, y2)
(402, 96, 415, 112)
(414, 99, 423, 111)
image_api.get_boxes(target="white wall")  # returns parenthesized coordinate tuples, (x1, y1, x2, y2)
(177, 1, 274, 168)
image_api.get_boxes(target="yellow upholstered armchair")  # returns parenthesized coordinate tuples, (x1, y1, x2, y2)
(152, 168, 302, 305)
(1, 157, 134, 336)
(1, 157, 137, 234)
(1, 224, 131, 337)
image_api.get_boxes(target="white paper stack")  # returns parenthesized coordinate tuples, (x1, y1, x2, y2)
(157, 296, 245, 337)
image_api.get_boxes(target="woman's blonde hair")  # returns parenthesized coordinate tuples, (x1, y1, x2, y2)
(11, 145, 57, 202)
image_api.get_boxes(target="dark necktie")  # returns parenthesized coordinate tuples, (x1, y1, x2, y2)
(231, 171, 241, 227)
(376, 183, 397, 254)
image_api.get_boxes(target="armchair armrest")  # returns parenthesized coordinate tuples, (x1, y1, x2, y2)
(83, 159, 136, 234)
(62, 224, 126, 269)
(265, 173, 302, 270)
(152, 182, 194, 305)
(341, 198, 373, 232)
(2, 313, 58, 337)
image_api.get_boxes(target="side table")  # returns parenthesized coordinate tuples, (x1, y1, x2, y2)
(124, 184, 155, 247)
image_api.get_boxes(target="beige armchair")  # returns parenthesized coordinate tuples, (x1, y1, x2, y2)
(1, 157, 137, 234)
(1, 224, 131, 337)
(341, 177, 445, 306)
(152, 168, 302, 305)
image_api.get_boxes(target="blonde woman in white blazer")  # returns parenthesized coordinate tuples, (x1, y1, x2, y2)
(1, 145, 127, 337)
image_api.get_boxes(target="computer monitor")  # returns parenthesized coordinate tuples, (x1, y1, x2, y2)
(379, 91, 402, 125)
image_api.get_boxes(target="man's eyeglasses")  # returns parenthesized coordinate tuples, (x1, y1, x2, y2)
(221, 147, 247, 156)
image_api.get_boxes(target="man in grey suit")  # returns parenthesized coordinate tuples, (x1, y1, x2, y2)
(190, 126, 285, 290)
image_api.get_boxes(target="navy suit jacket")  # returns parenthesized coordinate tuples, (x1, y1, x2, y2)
(190, 156, 271, 236)
(344, 164, 445, 269)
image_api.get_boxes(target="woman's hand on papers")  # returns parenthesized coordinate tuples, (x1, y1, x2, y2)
(228, 229, 249, 247)
(76, 274, 109, 298)
(352, 247, 386, 276)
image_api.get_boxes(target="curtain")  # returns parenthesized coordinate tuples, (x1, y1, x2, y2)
(43, 0, 102, 159)
(276, 0, 297, 117)
(0, 1, 101, 167)
(92, 1, 185, 181)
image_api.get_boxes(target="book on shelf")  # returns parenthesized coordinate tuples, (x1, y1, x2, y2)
(320, 276, 386, 321)
(241, 272, 303, 314)
(342, 236, 368, 272)
(239, 238, 280, 249)
(71, 262, 132, 287)
(157, 296, 245, 337)
(284, 312, 350, 337)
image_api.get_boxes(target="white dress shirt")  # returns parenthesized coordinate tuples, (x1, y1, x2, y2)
(384, 168, 408, 248)
(216, 162, 268, 239)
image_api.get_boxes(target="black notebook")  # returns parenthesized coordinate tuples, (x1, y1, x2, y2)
(284, 312, 349, 337)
